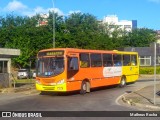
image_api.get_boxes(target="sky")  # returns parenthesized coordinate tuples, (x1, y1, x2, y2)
(0, 0, 160, 30)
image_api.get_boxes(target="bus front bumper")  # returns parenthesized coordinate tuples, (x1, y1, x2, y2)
(36, 83, 67, 92)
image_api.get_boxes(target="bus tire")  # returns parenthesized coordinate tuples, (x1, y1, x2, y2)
(40, 91, 47, 95)
(80, 81, 87, 94)
(119, 76, 126, 88)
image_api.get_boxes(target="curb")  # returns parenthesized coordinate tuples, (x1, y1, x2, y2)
(0, 87, 39, 94)
(121, 93, 160, 111)
(117, 83, 160, 111)
(0, 84, 36, 93)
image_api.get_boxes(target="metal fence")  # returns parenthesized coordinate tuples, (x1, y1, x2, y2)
(0, 73, 35, 88)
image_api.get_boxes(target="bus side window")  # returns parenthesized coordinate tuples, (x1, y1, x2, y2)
(131, 55, 137, 66)
(90, 53, 102, 67)
(113, 54, 122, 66)
(80, 61, 88, 67)
(103, 54, 113, 67)
(123, 55, 131, 66)
(80, 53, 90, 68)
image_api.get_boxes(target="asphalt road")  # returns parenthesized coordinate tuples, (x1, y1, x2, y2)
(0, 79, 159, 120)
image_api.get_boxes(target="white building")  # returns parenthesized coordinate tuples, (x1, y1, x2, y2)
(103, 15, 137, 32)
(36, 14, 49, 27)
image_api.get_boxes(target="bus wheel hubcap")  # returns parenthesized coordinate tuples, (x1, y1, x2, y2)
(83, 84, 86, 90)
(122, 79, 125, 85)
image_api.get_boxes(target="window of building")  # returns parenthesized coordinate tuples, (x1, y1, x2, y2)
(113, 54, 122, 66)
(103, 54, 113, 67)
(124, 25, 131, 29)
(90, 54, 102, 67)
(0, 61, 8, 73)
(80, 53, 90, 68)
(156, 56, 160, 65)
(139, 56, 151, 66)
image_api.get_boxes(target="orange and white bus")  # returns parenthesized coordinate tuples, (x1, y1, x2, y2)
(35, 48, 139, 94)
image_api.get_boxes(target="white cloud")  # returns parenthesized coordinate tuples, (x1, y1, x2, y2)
(23, 7, 64, 17)
(3, 0, 64, 17)
(68, 10, 81, 15)
(2, 0, 75, 17)
(4, 0, 27, 12)
(51, 8, 64, 16)
(149, 0, 160, 3)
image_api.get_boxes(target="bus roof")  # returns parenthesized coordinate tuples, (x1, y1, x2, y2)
(39, 48, 138, 54)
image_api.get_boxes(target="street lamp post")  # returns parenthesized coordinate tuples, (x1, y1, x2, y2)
(52, 0, 55, 48)
(154, 42, 157, 105)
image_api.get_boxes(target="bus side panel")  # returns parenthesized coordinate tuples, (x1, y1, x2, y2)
(67, 67, 121, 90)
(66, 81, 82, 91)
(90, 77, 120, 88)
(122, 66, 139, 83)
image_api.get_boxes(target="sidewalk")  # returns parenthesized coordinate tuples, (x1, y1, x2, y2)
(0, 84, 37, 93)
(0, 84, 39, 102)
(120, 83, 160, 111)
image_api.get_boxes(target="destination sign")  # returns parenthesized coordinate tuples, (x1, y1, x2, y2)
(46, 51, 63, 56)
(38, 51, 64, 57)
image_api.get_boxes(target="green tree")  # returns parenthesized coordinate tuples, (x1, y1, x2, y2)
(0, 12, 158, 68)
(65, 12, 99, 49)
(123, 28, 157, 47)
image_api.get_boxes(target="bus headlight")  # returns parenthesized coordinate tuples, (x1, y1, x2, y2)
(57, 79, 64, 85)
(36, 80, 41, 84)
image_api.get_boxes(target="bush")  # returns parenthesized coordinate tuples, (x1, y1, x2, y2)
(139, 66, 160, 74)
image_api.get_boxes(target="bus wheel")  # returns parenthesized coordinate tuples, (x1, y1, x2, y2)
(80, 81, 87, 94)
(40, 91, 47, 95)
(119, 76, 126, 88)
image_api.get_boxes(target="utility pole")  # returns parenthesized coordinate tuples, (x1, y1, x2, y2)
(52, 0, 55, 48)
(154, 42, 157, 105)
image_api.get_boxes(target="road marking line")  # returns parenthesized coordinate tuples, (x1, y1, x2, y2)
(115, 93, 127, 105)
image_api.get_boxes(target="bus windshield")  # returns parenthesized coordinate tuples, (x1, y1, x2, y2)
(37, 57, 64, 77)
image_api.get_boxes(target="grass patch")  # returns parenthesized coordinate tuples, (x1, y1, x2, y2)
(12, 79, 35, 84)
(139, 66, 160, 74)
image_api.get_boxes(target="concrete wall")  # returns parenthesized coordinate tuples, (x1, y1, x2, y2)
(0, 48, 20, 87)
(0, 48, 20, 56)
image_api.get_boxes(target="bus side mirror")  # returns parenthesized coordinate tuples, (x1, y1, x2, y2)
(69, 57, 79, 71)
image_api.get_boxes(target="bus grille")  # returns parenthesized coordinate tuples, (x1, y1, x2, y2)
(43, 87, 55, 90)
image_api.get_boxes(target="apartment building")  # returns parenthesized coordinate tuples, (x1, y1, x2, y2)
(103, 15, 137, 32)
